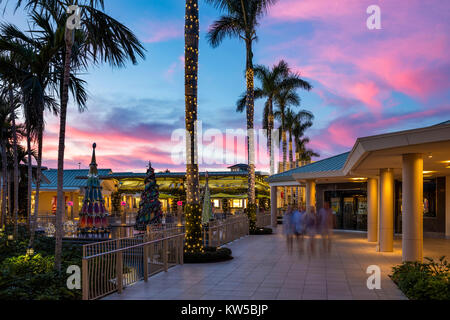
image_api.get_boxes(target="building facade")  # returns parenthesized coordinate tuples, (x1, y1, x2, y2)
(268, 121, 450, 262)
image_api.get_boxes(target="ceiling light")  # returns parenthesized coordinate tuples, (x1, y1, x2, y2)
(423, 171, 435, 174)
(428, 153, 433, 159)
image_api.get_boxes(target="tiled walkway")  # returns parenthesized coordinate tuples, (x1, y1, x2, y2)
(104, 227, 450, 300)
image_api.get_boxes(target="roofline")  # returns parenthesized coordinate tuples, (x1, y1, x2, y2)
(267, 152, 350, 183)
(342, 122, 450, 175)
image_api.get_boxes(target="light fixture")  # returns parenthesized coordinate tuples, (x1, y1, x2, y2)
(7, 235, 13, 241)
(423, 171, 435, 174)
(26, 247, 34, 256)
(428, 153, 433, 159)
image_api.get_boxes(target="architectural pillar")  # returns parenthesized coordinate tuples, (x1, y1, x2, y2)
(305, 180, 316, 212)
(402, 153, 423, 262)
(270, 186, 277, 228)
(379, 169, 394, 252)
(446, 176, 450, 239)
(367, 178, 378, 242)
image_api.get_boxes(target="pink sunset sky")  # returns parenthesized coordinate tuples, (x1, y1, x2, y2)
(8, 0, 450, 173)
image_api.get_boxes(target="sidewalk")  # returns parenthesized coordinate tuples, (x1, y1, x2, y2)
(103, 227, 449, 300)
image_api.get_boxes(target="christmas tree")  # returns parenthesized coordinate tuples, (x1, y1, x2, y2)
(134, 162, 163, 231)
(78, 143, 110, 238)
(201, 172, 212, 225)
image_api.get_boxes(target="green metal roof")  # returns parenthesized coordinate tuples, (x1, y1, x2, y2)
(267, 152, 350, 183)
(34, 169, 112, 190)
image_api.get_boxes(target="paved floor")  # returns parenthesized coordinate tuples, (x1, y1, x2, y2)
(104, 227, 450, 300)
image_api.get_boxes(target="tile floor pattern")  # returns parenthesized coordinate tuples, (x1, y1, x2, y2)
(103, 227, 450, 300)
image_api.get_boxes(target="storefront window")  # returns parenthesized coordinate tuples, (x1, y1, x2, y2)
(213, 199, 220, 208)
(231, 199, 244, 208)
(423, 178, 437, 217)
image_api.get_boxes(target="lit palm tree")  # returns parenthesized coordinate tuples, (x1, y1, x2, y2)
(206, 0, 277, 231)
(184, 0, 203, 253)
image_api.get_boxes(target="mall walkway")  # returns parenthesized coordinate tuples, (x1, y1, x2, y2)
(103, 227, 450, 300)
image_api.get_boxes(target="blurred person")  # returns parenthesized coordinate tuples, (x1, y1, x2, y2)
(318, 202, 334, 255)
(304, 206, 317, 257)
(283, 205, 294, 254)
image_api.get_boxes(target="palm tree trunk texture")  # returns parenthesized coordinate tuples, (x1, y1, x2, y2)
(245, 41, 256, 206)
(26, 126, 32, 230)
(185, 0, 200, 206)
(289, 131, 293, 205)
(1, 137, 7, 228)
(268, 101, 274, 176)
(184, 0, 202, 253)
(282, 128, 287, 207)
(55, 29, 74, 272)
(9, 88, 19, 237)
(28, 115, 43, 249)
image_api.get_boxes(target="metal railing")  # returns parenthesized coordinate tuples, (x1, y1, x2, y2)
(82, 232, 185, 300)
(202, 215, 249, 248)
(256, 212, 271, 228)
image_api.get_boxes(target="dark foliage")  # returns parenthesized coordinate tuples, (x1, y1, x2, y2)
(184, 247, 233, 264)
(391, 256, 449, 300)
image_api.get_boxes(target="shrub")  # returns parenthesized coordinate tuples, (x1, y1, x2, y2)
(184, 247, 233, 264)
(0, 254, 81, 300)
(250, 227, 273, 235)
(391, 256, 449, 300)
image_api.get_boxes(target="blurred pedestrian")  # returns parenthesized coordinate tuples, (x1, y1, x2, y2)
(304, 206, 317, 257)
(283, 205, 294, 254)
(318, 202, 334, 255)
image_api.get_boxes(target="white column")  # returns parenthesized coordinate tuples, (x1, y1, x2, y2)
(305, 180, 316, 211)
(446, 176, 450, 239)
(270, 186, 278, 228)
(367, 178, 378, 242)
(379, 169, 394, 252)
(402, 154, 423, 262)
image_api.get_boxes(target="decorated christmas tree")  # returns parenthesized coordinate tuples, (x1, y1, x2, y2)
(78, 143, 110, 238)
(134, 162, 163, 231)
(201, 172, 213, 225)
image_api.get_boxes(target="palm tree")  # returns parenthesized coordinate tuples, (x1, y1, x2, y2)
(206, 0, 276, 230)
(4, 0, 145, 271)
(0, 85, 21, 236)
(0, 94, 11, 228)
(54, 0, 144, 271)
(184, 0, 203, 253)
(236, 60, 312, 175)
(286, 109, 313, 206)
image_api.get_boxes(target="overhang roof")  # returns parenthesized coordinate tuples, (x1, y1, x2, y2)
(268, 120, 450, 185)
(33, 169, 112, 190)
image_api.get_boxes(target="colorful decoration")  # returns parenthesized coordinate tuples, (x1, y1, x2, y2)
(134, 161, 163, 231)
(78, 143, 110, 238)
(202, 172, 213, 225)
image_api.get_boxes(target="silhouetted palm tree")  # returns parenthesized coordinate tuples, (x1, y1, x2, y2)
(206, 0, 277, 217)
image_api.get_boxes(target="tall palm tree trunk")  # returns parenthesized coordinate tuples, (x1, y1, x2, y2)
(268, 101, 274, 176)
(55, 29, 74, 272)
(184, 0, 202, 253)
(26, 125, 32, 230)
(9, 88, 19, 237)
(28, 111, 43, 248)
(1, 135, 7, 228)
(288, 131, 293, 205)
(245, 40, 256, 206)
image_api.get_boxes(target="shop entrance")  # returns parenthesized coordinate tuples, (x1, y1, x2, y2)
(325, 190, 367, 231)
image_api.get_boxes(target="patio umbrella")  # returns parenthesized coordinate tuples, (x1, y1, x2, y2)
(202, 172, 213, 224)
